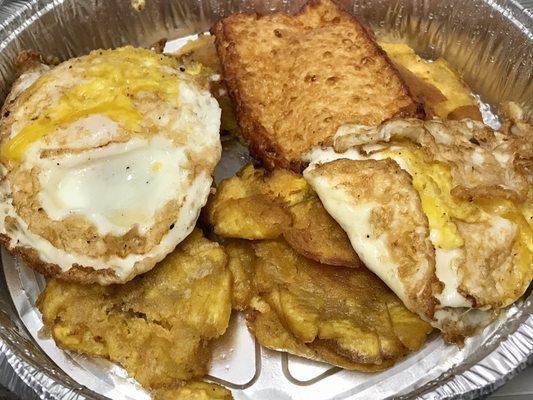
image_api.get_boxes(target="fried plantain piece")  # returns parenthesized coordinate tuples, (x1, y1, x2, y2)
(211, 195, 291, 240)
(205, 165, 283, 239)
(223, 238, 433, 369)
(246, 296, 319, 360)
(38, 229, 232, 389)
(381, 42, 482, 121)
(224, 240, 257, 310)
(244, 240, 433, 370)
(284, 197, 361, 267)
(205, 164, 361, 267)
(386, 300, 433, 351)
(152, 381, 233, 400)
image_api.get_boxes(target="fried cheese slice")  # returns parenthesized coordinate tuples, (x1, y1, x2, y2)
(38, 229, 232, 389)
(169, 35, 482, 138)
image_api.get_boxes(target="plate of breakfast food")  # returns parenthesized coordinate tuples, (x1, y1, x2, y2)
(0, 0, 531, 399)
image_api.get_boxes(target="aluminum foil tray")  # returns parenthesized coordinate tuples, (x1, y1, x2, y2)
(0, 1, 532, 399)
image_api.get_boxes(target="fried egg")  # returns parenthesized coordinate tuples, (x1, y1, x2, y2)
(380, 42, 482, 121)
(304, 118, 532, 341)
(0, 47, 221, 284)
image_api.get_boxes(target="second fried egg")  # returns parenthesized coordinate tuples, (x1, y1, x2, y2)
(304, 117, 532, 341)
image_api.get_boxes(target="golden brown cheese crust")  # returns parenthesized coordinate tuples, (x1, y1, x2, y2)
(213, 0, 422, 171)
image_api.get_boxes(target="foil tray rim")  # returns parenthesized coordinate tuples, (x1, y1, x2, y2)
(0, 0, 532, 399)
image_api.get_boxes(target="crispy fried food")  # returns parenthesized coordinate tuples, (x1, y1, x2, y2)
(152, 381, 233, 400)
(171, 34, 239, 137)
(283, 197, 361, 267)
(171, 31, 480, 144)
(247, 296, 318, 361)
(224, 240, 257, 310)
(204, 163, 301, 240)
(380, 43, 482, 120)
(174, 35, 221, 72)
(37, 229, 232, 389)
(213, 0, 422, 171)
(211, 194, 291, 240)
(205, 164, 361, 267)
(237, 240, 432, 370)
(305, 157, 441, 321)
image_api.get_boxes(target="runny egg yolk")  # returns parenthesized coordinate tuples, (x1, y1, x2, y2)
(2, 46, 179, 162)
(382, 148, 532, 271)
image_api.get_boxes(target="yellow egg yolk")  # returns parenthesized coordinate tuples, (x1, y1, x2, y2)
(383, 148, 478, 249)
(382, 147, 532, 272)
(2, 46, 179, 162)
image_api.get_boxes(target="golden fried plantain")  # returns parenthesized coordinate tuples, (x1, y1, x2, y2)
(381, 42, 482, 121)
(246, 296, 318, 360)
(211, 195, 291, 240)
(243, 240, 433, 370)
(38, 229, 232, 389)
(224, 240, 257, 310)
(386, 300, 433, 351)
(284, 197, 361, 267)
(152, 381, 233, 400)
(205, 166, 275, 239)
(206, 164, 361, 267)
